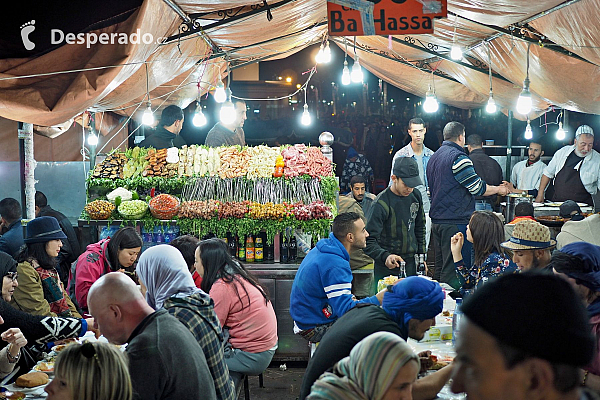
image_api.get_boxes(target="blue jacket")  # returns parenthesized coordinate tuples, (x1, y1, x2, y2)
(427, 141, 475, 224)
(0, 220, 24, 259)
(290, 233, 380, 330)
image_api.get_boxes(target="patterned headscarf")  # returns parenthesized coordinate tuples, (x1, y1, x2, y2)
(307, 332, 419, 400)
(382, 276, 444, 339)
(0, 251, 17, 278)
(136, 244, 204, 310)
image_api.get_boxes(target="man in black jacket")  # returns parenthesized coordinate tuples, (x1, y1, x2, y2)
(466, 134, 504, 211)
(139, 105, 186, 149)
(35, 191, 80, 285)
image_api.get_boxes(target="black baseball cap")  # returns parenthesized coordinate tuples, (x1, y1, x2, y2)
(392, 157, 423, 188)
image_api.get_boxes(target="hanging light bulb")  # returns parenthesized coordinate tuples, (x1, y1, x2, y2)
(192, 102, 207, 127)
(315, 43, 325, 64)
(423, 85, 439, 113)
(87, 132, 98, 146)
(486, 94, 497, 114)
(516, 43, 533, 115)
(556, 121, 566, 140)
(450, 45, 462, 60)
(342, 59, 351, 85)
(301, 104, 311, 126)
(351, 57, 363, 83)
(142, 102, 154, 126)
(524, 119, 533, 140)
(214, 81, 227, 103)
(322, 41, 331, 63)
(219, 88, 236, 125)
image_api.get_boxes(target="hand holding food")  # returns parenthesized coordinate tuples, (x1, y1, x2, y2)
(85, 317, 101, 339)
(385, 254, 404, 270)
(1, 328, 27, 350)
(450, 232, 464, 256)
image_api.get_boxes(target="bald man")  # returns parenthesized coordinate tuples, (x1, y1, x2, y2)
(88, 273, 217, 400)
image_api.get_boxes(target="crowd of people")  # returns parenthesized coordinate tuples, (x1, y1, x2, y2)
(0, 113, 599, 400)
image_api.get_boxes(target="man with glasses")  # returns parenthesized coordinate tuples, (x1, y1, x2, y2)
(389, 118, 434, 249)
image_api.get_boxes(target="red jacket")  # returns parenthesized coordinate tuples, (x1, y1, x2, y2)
(73, 239, 112, 310)
(192, 271, 203, 288)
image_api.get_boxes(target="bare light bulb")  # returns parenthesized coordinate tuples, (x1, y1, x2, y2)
(322, 41, 331, 63)
(142, 103, 154, 126)
(556, 122, 566, 140)
(351, 58, 363, 83)
(423, 87, 439, 113)
(301, 104, 311, 126)
(87, 133, 98, 146)
(193, 104, 207, 127)
(315, 43, 325, 64)
(214, 81, 227, 103)
(516, 77, 532, 115)
(486, 95, 497, 114)
(342, 60, 351, 85)
(525, 120, 533, 140)
(220, 101, 236, 125)
(450, 45, 463, 60)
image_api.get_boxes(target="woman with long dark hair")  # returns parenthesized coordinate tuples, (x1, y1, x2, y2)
(12, 217, 81, 318)
(196, 238, 277, 377)
(74, 226, 142, 311)
(450, 211, 517, 292)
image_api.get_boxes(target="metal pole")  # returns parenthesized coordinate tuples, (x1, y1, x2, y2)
(18, 122, 35, 220)
(18, 122, 26, 218)
(506, 110, 513, 181)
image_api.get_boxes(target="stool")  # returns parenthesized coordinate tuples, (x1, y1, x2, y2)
(242, 373, 264, 400)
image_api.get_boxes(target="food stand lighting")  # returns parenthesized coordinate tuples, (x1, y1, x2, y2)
(342, 59, 351, 85)
(556, 122, 566, 140)
(516, 43, 532, 115)
(214, 81, 227, 103)
(351, 56, 363, 83)
(323, 41, 331, 63)
(142, 101, 154, 126)
(524, 118, 533, 140)
(220, 88, 236, 125)
(315, 43, 325, 63)
(87, 132, 98, 146)
(301, 104, 311, 126)
(485, 42, 497, 114)
(450, 15, 462, 60)
(192, 102, 207, 127)
(423, 84, 438, 113)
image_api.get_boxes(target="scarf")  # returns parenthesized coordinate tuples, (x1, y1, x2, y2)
(0, 251, 17, 277)
(136, 244, 204, 310)
(307, 332, 419, 400)
(33, 261, 72, 317)
(381, 276, 444, 339)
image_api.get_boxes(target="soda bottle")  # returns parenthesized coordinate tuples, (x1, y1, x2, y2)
(255, 235, 264, 263)
(280, 232, 289, 263)
(416, 254, 426, 276)
(289, 235, 297, 262)
(238, 236, 246, 261)
(246, 235, 255, 263)
(228, 234, 237, 258)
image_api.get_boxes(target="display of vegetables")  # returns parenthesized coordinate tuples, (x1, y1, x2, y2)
(106, 187, 133, 203)
(91, 152, 127, 179)
(118, 200, 148, 219)
(84, 200, 115, 220)
(178, 200, 219, 219)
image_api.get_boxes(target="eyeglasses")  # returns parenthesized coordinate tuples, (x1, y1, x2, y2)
(5, 272, 18, 282)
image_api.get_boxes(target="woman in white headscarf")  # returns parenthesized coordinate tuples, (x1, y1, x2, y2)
(136, 245, 235, 400)
(307, 331, 420, 400)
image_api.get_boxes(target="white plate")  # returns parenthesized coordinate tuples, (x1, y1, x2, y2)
(2, 382, 48, 394)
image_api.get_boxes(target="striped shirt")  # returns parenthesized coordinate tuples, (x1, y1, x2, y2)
(452, 155, 487, 196)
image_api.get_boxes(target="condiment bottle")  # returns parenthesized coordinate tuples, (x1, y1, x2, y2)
(246, 235, 255, 263)
(273, 155, 285, 178)
(255, 235, 264, 263)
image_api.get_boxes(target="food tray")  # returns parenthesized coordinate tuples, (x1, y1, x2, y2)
(149, 195, 181, 220)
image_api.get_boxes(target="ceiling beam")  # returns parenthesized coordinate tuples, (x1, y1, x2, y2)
(162, 0, 221, 53)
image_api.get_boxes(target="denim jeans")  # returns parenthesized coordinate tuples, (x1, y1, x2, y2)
(475, 201, 493, 212)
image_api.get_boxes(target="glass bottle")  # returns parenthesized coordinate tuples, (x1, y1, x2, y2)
(238, 235, 246, 261)
(416, 254, 426, 276)
(246, 235, 255, 263)
(289, 234, 297, 262)
(280, 232, 289, 263)
(255, 235, 264, 263)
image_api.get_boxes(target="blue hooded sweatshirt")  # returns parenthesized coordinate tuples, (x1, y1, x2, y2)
(290, 232, 380, 330)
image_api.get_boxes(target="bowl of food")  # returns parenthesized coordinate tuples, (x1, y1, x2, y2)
(84, 200, 115, 220)
(149, 194, 180, 220)
(33, 361, 54, 375)
(118, 200, 148, 220)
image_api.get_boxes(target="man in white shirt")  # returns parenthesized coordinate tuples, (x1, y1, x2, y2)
(389, 118, 434, 248)
(535, 125, 600, 205)
(505, 140, 546, 197)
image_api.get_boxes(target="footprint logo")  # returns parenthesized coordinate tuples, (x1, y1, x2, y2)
(20, 20, 36, 51)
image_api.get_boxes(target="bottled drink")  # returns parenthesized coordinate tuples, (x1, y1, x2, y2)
(416, 254, 426, 276)
(289, 235, 297, 262)
(452, 298, 463, 347)
(238, 236, 246, 261)
(280, 233, 289, 263)
(265, 238, 274, 263)
(255, 235, 264, 263)
(153, 226, 164, 244)
(228, 234, 237, 258)
(399, 261, 407, 278)
(246, 235, 255, 263)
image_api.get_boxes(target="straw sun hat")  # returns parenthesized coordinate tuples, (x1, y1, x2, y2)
(501, 219, 556, 250)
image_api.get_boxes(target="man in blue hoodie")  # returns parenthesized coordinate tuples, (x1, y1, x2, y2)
(290, 212, 386, 342)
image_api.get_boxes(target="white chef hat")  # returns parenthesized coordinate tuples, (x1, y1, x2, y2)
(575, 125, 594, 137)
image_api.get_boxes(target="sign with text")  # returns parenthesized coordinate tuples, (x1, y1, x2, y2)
(327, 0, 447, 36)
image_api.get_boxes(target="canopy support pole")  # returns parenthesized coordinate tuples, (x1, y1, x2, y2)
(506, 111, 513, 181)
(18, 122, 36, 221)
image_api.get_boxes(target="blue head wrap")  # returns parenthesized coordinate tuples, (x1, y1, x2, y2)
(559, 242, 600, 292)
(382, 277, 444, 337)
(346, 147, 358, 159)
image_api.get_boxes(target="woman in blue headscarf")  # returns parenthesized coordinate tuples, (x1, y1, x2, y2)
(136, 244, 235, 400)
(340, 147, 374, 194)
(308, 331, 420, 400)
